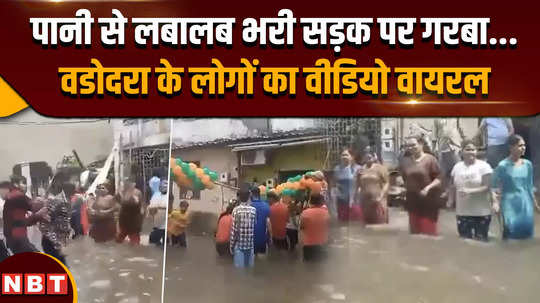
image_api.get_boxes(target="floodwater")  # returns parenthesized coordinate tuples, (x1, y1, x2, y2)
(164, 208, 540, 303)
(3, 218, 165, 303)
(66, 236, 164, 303)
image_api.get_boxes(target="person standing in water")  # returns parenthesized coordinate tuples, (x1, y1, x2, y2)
(492, 134, 540, 239)
(400, 135, 442, 236)
(450, 139, 493, 241)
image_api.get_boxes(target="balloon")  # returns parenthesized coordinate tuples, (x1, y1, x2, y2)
(170, 158, 177, 169)
(181, 162, 190, 174)
(193, 178, 204, 191)
(299, 177, 308, 189)
(186, 169, 196, 180)
(175, 158, 183, 166)
(189, 163, 197, 171)
(209, 171, 218, 182)
(201, 174, 211, 184)
(310, 181, 322, 195)
(173, 166, 184, 178)
(196, 168, 205, 178)
(206, 182, 215, 189)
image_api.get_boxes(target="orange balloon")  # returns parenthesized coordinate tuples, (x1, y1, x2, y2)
(206, 182, 215, 189)
(173, 166, 183, 178)
(170, 158, 177, 170)
(310, 181, 322, 195)
(201, 174, 211, 185)
(196, 168, 205, 178)
(299, 177, 307, 189)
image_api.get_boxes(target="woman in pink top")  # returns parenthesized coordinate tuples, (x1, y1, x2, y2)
(215, 203, 235, 256)
(300, 194, 330, 262)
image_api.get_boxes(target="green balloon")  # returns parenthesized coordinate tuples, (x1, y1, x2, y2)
(203, 167, 210, 175)
(175, 158, 183, 166)
(209, 171, 218, 182)
(181, 162, 189, 173)
(186, 169, 196, 180)
(194, 178, 204, 191)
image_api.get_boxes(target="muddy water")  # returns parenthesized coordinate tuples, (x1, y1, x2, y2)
(63, 218, 164, 303)
(164, 208, 540, 303)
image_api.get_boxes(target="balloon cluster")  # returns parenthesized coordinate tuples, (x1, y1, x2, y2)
(170, 158, 218, 191)
(271, 171, 327, 197)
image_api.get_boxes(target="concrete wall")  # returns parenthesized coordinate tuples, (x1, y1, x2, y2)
(171, 146, 238, 211)
(242, 143, 323, 184)
(113, 119, 171, 148)
(0, 110, 114, 180)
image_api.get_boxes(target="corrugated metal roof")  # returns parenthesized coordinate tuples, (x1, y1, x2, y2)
(172, 128, 324, 150)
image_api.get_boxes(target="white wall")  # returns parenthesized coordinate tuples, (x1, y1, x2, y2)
(113, 119, 171, 148)
(171, 146, 238, 215)
(0, 110, 114, 180)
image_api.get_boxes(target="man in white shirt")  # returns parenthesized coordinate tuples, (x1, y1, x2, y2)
(148, 180, 168, 246)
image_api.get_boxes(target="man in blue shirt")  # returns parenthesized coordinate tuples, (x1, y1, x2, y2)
(250, 186, 271, 256)
(478, 118, 514, 168)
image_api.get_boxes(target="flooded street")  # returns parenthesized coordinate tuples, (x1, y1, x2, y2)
(165, 208, 540, 303)
(7, 218, 165, 303)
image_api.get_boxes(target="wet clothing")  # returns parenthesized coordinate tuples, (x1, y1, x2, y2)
(89, 217, 116, 243)
(230, 203, 256, 251)
(456, 215, 491, 241)
(334, 164, 361, 221)
(70, 194, 84, 238)
(233, 247, 254, 268)
(303, 245, 328, 262)
(409, 211, 438, 235)
(42, 237, 67, 266)
(269, 202, 289, 240)
(3, 190, 39, 253)
(492, 158, 535, 239)
(40, 193, 71, 252)
(451, 160, 493, 216)
(215, 214, 233, 243)
(216, 241, 230, 256)
(168, 210, 190, 236)
(359, 164, 389, 224)
(118, 198, 143, 237)
(401, 154, 442, 235)
(172, 233, 186, 247)
(251, 199, 270, 253)
(300, 206, 330, 246)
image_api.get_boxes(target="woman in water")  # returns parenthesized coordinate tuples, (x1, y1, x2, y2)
(400, 135, 442, 235)
(492, 134, 540, 239)
(450, 139, 493, 241)
(333, 149, 361, 221)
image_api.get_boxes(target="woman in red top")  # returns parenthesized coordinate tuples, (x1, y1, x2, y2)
(215, 202, 235, 256)
(400, 135, 442, 236)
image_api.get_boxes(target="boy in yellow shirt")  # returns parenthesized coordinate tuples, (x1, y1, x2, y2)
(167, 200, 190, 247)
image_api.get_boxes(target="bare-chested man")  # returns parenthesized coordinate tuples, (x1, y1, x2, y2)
(116, 180, 144, 245)
(88, 183, 118, 243)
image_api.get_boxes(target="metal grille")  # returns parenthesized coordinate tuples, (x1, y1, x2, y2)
(123, 145, 169, 202)
(317, 118, 381, 169)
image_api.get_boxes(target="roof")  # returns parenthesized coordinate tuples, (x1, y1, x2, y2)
(172, 128, 325, 150)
